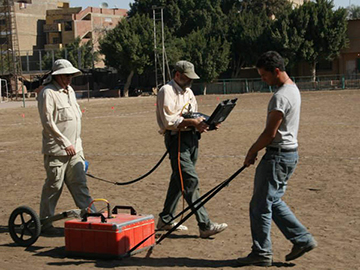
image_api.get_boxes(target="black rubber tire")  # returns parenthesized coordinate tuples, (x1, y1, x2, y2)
(8, 205, 41, 247)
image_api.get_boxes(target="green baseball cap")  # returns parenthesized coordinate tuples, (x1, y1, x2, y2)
(175, 60, 200, 79)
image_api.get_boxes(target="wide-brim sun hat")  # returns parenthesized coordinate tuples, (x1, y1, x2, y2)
(175, 60, 200, 80)
(51, 59, 82, 77)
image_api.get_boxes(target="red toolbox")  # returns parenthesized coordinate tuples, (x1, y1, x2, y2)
(65, 204, 155, 259)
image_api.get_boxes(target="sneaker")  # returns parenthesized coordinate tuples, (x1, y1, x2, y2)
(199, 222, 228, 238)
(237, 252, 273, 267)
(285, 239, 318, 261)
(156, 219, 188, 231)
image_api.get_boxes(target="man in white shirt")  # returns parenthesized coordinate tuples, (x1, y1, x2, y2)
(156, 60, 227, 238)
(37, 59, 95, 233)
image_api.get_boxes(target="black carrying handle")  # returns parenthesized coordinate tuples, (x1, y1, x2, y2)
(112, 205, 137, 216)
(81, 212, 107, 223)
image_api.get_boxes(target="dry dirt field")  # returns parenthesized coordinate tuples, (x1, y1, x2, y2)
(0, 90, 359, 270)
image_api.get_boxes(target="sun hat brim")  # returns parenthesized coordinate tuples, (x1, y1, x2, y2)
(51, 66, 82, 77)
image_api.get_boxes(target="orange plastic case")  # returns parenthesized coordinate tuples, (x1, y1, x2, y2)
(65, 207, 155, 258)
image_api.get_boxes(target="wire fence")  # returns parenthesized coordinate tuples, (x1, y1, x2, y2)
(18, 48, 94, 73)
(1, 48, 360, 99)
(192, 74, 360, 95)
(68, 73, 360, 99)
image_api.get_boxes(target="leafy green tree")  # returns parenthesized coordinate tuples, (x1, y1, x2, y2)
(128, 0, 228, 36)
(347, 5, 360, 19)
(239, 0, 291, 17)
(270, 3, 309, 69)
(42, 37, 99, 70)
(182, 29, 230, 93)
(227, 8, 271, 77)
(128, 0, 182, 34)
(222, 0, 295, 77)
(177, 0, 230, 85)
(99, 14, 153, 97)
(128, 0, 229, 87)
(295, 0, 348, 80)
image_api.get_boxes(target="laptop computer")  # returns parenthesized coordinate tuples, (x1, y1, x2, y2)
(183, 98, 238, 130)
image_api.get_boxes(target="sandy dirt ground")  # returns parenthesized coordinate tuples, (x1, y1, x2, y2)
(0, 90, 359, 270)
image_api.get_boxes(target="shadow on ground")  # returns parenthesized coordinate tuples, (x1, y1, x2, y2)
(29, 245, 295, 268)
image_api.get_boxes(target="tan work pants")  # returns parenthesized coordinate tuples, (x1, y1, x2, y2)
(40, 151, 95, 221)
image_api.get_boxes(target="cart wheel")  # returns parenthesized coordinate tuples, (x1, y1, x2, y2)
(8, 206, 41, 247)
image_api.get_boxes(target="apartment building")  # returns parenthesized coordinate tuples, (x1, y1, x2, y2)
(14, 0, 62, 52)
(338, 19, 360, 76)
(295, 19, 360, 77)
(43, 5, 127, 67)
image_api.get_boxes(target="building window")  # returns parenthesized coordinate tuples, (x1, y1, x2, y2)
(19, 3, 27, 9)
(0, 19, 6, 26)
(53, 37, 60, 44)
(64, 21, 72, 31)
(316, 60, 332, 71)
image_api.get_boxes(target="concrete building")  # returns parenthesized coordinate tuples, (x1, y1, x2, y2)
(0, 0, 59, 92)
(14, 0, 62, 52)
(295, 19, 360, 78)
(43, 5, 127, 67)
(290, 0, 308, 7)
(338, 19, 360, 77)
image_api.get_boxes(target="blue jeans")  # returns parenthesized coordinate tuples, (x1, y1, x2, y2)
(250, 149, 313, 256)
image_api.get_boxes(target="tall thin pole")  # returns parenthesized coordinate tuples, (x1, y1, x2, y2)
(161, 8, 165, 85)
(153, 8, 158, 89)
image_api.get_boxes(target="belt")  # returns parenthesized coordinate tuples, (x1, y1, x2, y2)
(267, 147, 298, 153)
(166, 129, 195, 136)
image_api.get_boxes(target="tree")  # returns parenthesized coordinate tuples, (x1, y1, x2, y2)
(128, 0, 182, 34)
(295, 0, 348, 80)
(182, 29, 230, 93)
(239, 0, 291, 18)
(347, 5, 360, 19)
(222, 0, 294, 77)
(99, 14, 153, 97)
(226, 8, 271, 77)
(42, 37, 99, 70)
(127, 0, 230, 86)
(176, 0, 230, 86)
(270, 3, 309, 69)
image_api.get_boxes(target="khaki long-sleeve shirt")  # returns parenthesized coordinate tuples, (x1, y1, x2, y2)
(37, 81, 83, 156)
(156, 80, 198, 134)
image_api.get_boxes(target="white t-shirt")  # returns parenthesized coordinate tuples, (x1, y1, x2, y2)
(267, 83, 301, 150)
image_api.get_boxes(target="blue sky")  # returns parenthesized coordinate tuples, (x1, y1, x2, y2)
(69, 0, 359, 10)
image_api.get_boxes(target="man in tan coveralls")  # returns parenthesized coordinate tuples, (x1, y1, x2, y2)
(37, 59, 95, 233)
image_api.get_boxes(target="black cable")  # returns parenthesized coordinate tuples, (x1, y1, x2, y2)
(122, 165, 246, 257)
(86, 173, 117, 185)
(86, 150, 168, 186)
(115, 150, 168, 185)
(156, 165, 246, 245)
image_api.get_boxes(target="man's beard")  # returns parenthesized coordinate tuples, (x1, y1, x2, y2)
(178, 79, 192, 89)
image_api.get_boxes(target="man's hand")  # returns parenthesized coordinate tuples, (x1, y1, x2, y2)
(243, 110, 283, 167)
(244, 150, 258, 167)
(194, 117, 209, 133)
(65, 145, 76, 156)
(214, 123, 221, 130)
